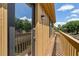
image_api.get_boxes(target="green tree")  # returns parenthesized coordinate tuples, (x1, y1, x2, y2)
(61, 21, 79, 34)
(15, 19, 24, 31)
(23, 20, 32, 32)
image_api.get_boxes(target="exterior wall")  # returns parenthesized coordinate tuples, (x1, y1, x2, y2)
(0, 4, 8, 56)
(35, 3, 54, 56)
(35, 3, 43, 55)
(0, 3, 55, 56)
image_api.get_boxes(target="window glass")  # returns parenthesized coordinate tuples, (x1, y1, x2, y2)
(15, 3, 32, 56)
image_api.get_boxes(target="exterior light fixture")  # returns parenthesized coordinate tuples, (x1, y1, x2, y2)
(41, 14, 45, 20)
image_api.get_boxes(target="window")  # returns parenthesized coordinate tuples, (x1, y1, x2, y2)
(8, 3, 35, 56)
(15, 3, 33, 55)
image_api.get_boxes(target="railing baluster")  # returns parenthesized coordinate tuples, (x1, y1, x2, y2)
(68, 42, 71, 56)
(67, 42, 69, 56)
(15, 33, 31, 56)
(72, 46, 74, 56)
(71, 47, 73, 56)
(74, 49, 76, 56)
(78, 51, 79, 56)
(58, 31, 79, 56)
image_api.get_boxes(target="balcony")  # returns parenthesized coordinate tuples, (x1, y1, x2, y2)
(15, 32, 31, 56)
(0, 3, 79, 56)
(13, 30, 79, 56)
(52, 31, 79, 56)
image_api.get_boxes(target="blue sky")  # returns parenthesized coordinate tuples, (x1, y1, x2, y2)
(15, 3, 79, 26)
(55, 3, 79, 26)
(15, 3, 32, 19)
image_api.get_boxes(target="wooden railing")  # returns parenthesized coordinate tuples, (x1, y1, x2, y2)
(58, 31, 79, 56)
(15, 32, 31, 56)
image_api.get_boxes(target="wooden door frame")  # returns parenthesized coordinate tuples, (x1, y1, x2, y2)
(7, 3, 15, 56)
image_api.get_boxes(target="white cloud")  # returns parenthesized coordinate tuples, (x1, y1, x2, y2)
(71, 9, 79, 14)
(70, 14, 78, 17)
(57, 4, 74, 11)
(55, 18, 79, 27)
(20, 16, 27, 20)
(67, 18, 79, 22)
(66, 14, 78, 19)
(20, 16, 32, 21)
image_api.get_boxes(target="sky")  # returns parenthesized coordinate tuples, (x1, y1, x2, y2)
(15, 3, 32, 21)
(15, 3, 79, 27)
(55, 3, 79, 27)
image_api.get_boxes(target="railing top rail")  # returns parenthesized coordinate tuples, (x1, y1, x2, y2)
(59, 30, 79, 49)
(59, 31, 79, 43)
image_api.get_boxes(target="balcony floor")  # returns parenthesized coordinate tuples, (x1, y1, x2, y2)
(54, 32, 64, 56)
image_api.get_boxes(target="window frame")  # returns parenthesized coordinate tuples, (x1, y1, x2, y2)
(8, 3, 35, 56)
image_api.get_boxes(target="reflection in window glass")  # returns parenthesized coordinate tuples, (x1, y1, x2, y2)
(15, 3, 32, 56)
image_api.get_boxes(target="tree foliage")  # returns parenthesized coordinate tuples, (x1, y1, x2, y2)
(61, 21, 79, 34)
(15, 17, 32, 32)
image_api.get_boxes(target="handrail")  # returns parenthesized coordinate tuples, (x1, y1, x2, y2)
(60, 31, 79, 43)
(15, 32, 31, 56)
(59, 31, 79, 56)
(59, 31, 79, 49)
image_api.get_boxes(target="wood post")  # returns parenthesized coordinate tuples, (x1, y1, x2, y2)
(0, 3, 8, 56)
